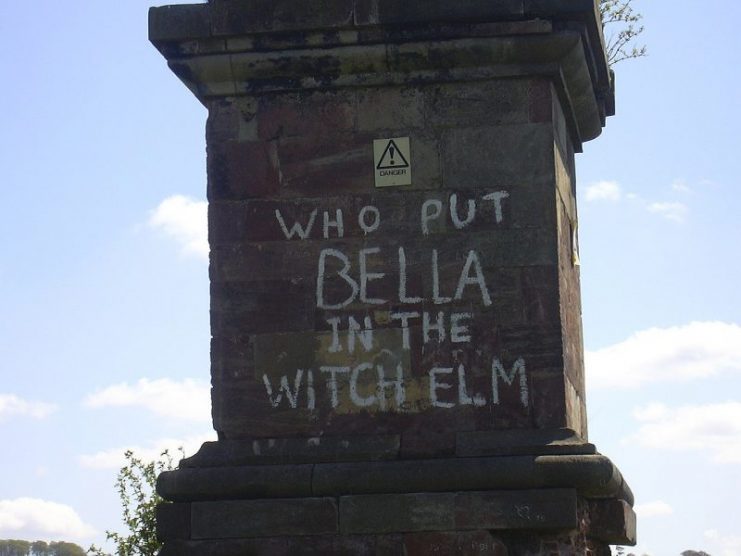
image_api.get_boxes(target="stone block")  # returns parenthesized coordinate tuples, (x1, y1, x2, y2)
(157, 464, 314, 502)
(354, 0, 525, 26)
(182, 435, 401, 467)
(403, 530, 507, 556)
(207, 140, 280, 201)
(529, 371, 568, 430)
(149, 5, 210, 42)
(206, 97, 259, 143)
(528, 78, 553, 123)
(257, 90, 355, 141)
(340, 489, 577, 535)
(156, 502, 190, 541)
(160, 535, 406, 556)
(340, 493, 456, 534)
(400, 428, 456, 459)
(426, 79, 530, 129)
(210, 0, 355, 36)
(276, 133, 375, 196)
(191, 498, 339, 539)
(587, 499, 637, 545)
(314, 457, 539, 497)
(210, 334, 255, 383)
(356, 86, 425, 132)
(456, 428, 595, 457)
(441, 124, 555, 188)
(454, 489, 577, 530)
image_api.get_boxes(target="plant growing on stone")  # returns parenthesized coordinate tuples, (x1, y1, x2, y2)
(88, 449, 181, 556)
(599, 0, 647, 65)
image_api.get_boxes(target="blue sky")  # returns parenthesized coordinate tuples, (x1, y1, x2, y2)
(1, 1, 739, 554)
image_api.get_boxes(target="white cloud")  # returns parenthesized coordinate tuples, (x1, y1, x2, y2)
(84, 378, 210, 423)
(671, 179, 691, 193)
(0, 498, 96, 542)
(586, 321, 741, 390)
(705, 529, 741, 556)
(628, 402, 741, 464)
(646, 201, 688, 222)
(148, 195, 208, 259)
(585, 180, 622, 202)
(633, 500, 673, 518)
(581, 179, 692, 222)
(79, 433, 215, 469)
(0, 394, 57, 423)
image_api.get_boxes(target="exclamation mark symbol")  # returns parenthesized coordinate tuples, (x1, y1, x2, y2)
(389, 145, 395, 166)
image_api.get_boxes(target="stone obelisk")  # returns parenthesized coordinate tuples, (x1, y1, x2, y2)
(150, 1, 635, 553)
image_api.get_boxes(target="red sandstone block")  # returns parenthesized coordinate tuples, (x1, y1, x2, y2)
(160, 535, 405, 556)
(258, 90, 355, 140)
(528, 78, 553, 123)
(156, 503, 191, 541)
(340, 493, 456, 534)
(586, 498, 636, 545)
(210, 0, 354, 37)
(529, 371, 568, 430)
(454, 489, 578, 530)
(207, 140, 280, 200)
(277, 134, 373, 196)
(191, 497, 338, 538)
(427, 79, 530, 129)
(399, 429, 456, 459)
(404, 530, 507, 556)
(356, 86, 425, 132)
(441, 124, 554, 189)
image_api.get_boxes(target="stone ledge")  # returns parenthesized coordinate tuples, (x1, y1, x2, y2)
(158, 453, 633, 506)
(149, 0, 601, 41)
(181, 435, 402, 467)
(456, 428, 596, 457)
(587, 498, 637, 545)
(157, 490, 636, 548)
(158, 32, 601, 144)
(191, 497, 339, 539)
(150, 1, 612, 142)
(339, 489, 578, 534)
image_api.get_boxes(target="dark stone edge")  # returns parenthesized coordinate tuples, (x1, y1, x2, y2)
(158, 453, 633, 506)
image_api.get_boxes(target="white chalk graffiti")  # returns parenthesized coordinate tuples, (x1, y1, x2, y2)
(265, 190, 531, 413)
(262, 357, 527, 411)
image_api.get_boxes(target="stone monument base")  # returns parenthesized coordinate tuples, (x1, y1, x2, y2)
(157, 434, 635, 555)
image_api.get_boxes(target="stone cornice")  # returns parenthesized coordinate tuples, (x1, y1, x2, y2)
(150, 1, 613, 145)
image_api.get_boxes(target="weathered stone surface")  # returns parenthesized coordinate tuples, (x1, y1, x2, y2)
(311, 455, 627, 499)
(181, 435, 401, 466)
(160, 535, 405, 556)
(456, 428, 595, 457)
(340, 489, 577, 534)
(156, 503, 191, 541)
(587, 498, 637, 545)
(403, 530, 507, 556)
(191, 497, 338, 539)
(340, 492, 456, 534)
(149, 0, 633, 552)
(157, 463, 314, 502)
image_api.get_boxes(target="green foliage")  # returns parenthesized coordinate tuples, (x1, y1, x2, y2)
(88, 450, 180, 556)
(0, 540, 30, 556)
(599, 0, 647, 65)
(46, 543, 85, 556)
(0, 540, 86, 556)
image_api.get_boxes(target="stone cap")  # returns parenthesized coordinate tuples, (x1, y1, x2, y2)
(150, 0, 614, 143)
(157, 452, 634, 506)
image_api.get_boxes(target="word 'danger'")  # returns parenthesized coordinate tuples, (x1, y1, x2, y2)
(373, 137, 411, 187)
(262, 357, 528, 412)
